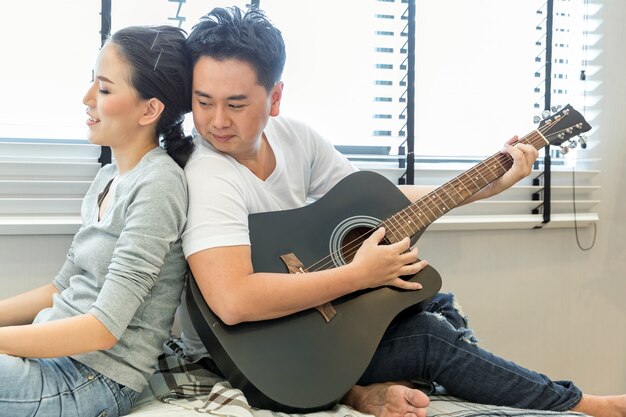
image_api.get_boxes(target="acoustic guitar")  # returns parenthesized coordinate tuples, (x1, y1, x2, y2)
(186, 104, 591, 413)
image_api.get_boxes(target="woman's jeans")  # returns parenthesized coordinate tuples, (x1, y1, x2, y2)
(0, 355, 139, 417)
(358, 293, 583, 412)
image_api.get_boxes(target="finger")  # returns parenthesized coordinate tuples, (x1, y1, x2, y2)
(509, 144, 537, 173)
(399, 247, 419, 264)
(518, 143, 539, 163)
(401, 259, 429, 276)
(389, 277, 423, 290)
(514, 142, 537, 155)
(366, 227, 386, 245)
(505, 135, 519, 146)
(504, 143, 523, 158)
(389, 236, 411, 253)
(505, 144, 531, 171)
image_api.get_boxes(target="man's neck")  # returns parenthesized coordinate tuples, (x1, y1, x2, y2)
(238, 134, 276, 181)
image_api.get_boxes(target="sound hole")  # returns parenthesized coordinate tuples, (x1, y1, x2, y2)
(329, 215, 382, 268)
(340, 226, 374, 263)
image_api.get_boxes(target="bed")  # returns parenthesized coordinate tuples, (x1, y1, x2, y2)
(127, 341, 588, 417)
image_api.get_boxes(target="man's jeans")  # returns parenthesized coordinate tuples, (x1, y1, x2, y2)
(358, 293, 583, 412)
(0, 355, 139, 417)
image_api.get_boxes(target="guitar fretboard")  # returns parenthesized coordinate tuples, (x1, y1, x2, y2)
(381, 130, 548, 244)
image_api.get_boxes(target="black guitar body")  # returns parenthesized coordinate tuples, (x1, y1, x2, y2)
(187, 170, 442, 413)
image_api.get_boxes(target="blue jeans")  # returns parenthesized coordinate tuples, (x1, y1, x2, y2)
(358, 293, 583, 412)
(0, 355, 139, 417)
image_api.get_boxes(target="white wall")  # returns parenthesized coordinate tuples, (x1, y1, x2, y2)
(0, 234, 73, 297)
(417, 0, 626, 395)
(1, 0, 624, 396)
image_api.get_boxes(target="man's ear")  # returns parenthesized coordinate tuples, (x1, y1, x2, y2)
(269, 82, 284, 117)
(139, 98, 165, 127)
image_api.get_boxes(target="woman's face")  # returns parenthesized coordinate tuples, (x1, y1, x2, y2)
(82, 43, 146, 148)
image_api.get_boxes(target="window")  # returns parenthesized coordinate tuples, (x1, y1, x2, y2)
(0, 0, 599, 234)
(0, 0, 101, 234)
(110, 0, 249, 31)
(0, 1, 100, 140)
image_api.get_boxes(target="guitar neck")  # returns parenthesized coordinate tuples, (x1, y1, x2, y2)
(381, 130, 548, 243)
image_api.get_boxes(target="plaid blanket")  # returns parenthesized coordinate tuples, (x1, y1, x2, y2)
(140, 339, 587, 417)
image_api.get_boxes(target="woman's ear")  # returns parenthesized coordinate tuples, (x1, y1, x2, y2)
(269, 82, 284, 117)
(139, 98, 165, 127)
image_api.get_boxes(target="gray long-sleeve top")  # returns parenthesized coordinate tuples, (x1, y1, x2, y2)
(33, 146, 188, 392)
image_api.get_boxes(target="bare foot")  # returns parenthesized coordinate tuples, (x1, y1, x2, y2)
(571, 394, 626, 417)
(342, 382, 430, 417)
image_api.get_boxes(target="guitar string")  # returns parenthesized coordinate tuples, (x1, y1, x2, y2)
(303, 151, 519, 273)
(302, 120, 576, 274)
(303, 122, 573, 274)
(304, 145, 528, 273)
(303, 143, 529, 273)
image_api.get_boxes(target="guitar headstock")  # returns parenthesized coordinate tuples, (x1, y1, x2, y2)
(537, 104, 591, 151)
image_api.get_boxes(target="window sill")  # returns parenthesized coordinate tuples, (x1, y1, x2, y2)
(0, 213, 598, 236)
(0, 216, 81, 235)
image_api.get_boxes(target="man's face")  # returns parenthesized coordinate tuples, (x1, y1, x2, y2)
(191, 56, 282, 162)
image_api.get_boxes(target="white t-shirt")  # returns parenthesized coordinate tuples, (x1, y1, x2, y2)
(179, 115, 357, 360)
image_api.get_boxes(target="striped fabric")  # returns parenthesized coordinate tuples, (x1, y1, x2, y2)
(142, 339, 587, 417)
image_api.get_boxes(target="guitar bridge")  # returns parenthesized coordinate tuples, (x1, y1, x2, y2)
(280, 253, 337, 323)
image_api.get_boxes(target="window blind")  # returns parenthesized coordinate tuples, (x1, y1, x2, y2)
(0, 0, 599, 234)
(0, 140, 100, 234)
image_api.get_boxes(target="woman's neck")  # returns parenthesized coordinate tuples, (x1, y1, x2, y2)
(111, 140, 158, 174)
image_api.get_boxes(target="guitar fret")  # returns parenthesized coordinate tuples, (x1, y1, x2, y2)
(482, 160, 498, 180)
(400, 209, 414, 236)
(433, 190, 451, 213)
(477, 165, 495, 184)
(421, 195, 442, 218)
(498, 157, 512, 172)
(450, 177, 472, 201)
(385, 217, 404, 243)
(461, 171, 481, 192)
(392, 215, 408, 237)
(440, 186, 460, 207)
(399, 207, 419, 236)
(454, 178, 470, 200)
(405, 217, 419, 235)
(474, 168, 489, 184)
(406, 205, 428, 230)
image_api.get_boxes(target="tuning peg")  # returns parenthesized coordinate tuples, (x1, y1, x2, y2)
(550, 105, 562, 113)
(578, 135, 588, 149)
(533, 115, 542, 124)
(560, 145, 570, 154)
(541, 110, 551, 119)
(568, 140, 578, 149)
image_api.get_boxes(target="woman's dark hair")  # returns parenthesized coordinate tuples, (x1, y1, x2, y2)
(186, 7, 286, 92)
(110, 25, 194, 168)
